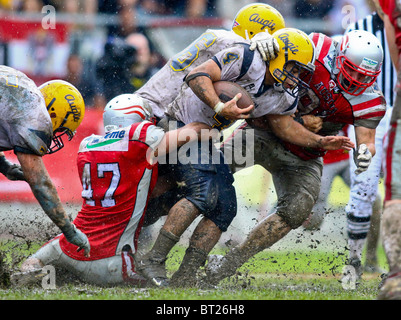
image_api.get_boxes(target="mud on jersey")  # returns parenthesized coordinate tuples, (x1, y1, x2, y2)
(283, 33, 386, 160)
(59, 121, 165, 261)
(135, 29, 247, 118)
(0, 65, 53, 156)
(165, 43, 297, 131)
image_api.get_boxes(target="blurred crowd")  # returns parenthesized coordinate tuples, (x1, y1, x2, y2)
(0, 0, 378, 110)
(0, 0, 375, 20)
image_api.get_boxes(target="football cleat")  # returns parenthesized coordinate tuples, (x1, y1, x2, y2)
(10, 268, 47, 287)
(135, 253, 169, 287)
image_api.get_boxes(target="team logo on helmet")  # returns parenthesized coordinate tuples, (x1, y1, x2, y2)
(232, 3, 285, 39)
(249, 13, 276, 33)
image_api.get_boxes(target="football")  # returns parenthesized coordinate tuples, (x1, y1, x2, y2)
(213, 81, 254, 109)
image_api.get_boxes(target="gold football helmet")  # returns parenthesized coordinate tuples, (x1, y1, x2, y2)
(268, 28, 316, 97)
(39, 80, 85, 153)
(232, 3, 285, 39)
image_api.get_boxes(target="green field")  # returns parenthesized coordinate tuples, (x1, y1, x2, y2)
(0, 241, 387, 301)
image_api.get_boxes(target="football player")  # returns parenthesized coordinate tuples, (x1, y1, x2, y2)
(205, 29, 386, 287)
(136, 28, 354, 288)
(0, 66, 90, 259)
(11, 94, 212, 287)
(135, 3, 286, 122)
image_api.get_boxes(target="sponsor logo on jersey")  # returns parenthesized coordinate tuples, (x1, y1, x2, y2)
(249, 13, 276, 32)
(86, 130, 126, 149)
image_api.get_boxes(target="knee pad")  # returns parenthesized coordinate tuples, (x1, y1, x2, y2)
(276, 190, 316, 229)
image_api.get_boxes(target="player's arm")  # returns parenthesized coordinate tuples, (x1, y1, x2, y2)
(16, 152, 90, 256)
(352, 126, 376, 174)
(185, 60, 253, 119)
(153, 122, 215, 158)
(261, 114, 354, 150)
(0, 151, 25, 181)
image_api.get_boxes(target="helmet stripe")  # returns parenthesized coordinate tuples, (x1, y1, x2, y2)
(124, 110, 146, 119)
(114, 105, 144, 111)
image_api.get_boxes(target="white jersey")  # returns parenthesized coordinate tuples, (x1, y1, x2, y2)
(135, 29, 250, 118)
(165, 44, 297, 130)
(0, 65, 52, 155)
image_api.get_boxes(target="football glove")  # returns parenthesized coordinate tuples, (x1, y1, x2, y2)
(249, 32, 279, 61)
(353, 144, 372, 175)
(62, 223, 90, 257)
(0, 155, 25, 181)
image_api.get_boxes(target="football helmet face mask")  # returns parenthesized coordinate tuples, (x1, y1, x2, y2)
(39, 80, 85, 154)
(336, 30, 383, 96)
(232, 3, 285, 39)
(103, 94, 153, 132)
(269, 28, 316, 97)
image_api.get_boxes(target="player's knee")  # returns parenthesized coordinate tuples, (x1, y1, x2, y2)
(277, 191, 316, 229)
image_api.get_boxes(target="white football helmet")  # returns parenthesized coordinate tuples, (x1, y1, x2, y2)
(336, 30, 383, 95)
(103, 94, 152, 132)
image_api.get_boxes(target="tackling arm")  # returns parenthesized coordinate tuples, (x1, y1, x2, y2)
(265, 114, 354, 150)
(16, 152, 90, 256)
(152, 122, 215, 158)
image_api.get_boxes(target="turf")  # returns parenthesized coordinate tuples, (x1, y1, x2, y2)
(0, 242, 387, 301)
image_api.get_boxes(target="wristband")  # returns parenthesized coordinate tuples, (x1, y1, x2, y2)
(213, 101, 224, 114)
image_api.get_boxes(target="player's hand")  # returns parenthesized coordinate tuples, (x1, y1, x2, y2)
(219, 93, 254, 120)
(353, 144, 372, 175)
(0, 156, 25, 181)
(63, 224, 91, 257)
(249, 32, 279, 61)
(319, 136, 355, 151)
(302, 115, 323, 133)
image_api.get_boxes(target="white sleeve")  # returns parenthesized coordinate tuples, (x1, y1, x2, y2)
(145, 124, 166, 150)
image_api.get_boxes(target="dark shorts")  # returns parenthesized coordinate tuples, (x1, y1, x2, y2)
(150, 118, 237, 232)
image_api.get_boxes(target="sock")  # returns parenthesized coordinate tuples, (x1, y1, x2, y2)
(150, 228, 180, 260)
(348, 238, 365, 261)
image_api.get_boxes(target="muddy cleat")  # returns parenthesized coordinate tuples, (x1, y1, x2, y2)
(205, 249, 242, 286)
(135, 253, 169, 287)
(10, 268, 47, 287)
(377, 274, 401, 300)
(205, 254, 224, 276)
(341, 258, 362, 289)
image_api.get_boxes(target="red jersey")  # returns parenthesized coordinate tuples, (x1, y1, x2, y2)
(283, 33, 386, 160)
(379, 0, 401, 51)
(322, 125, 350, 164)
(59, 121, 165, 261)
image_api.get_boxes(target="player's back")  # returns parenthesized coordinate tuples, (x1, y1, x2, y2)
(0, 65, 52, 155)
(60, 121, 163, 260)
(136, 29, 247, 118)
